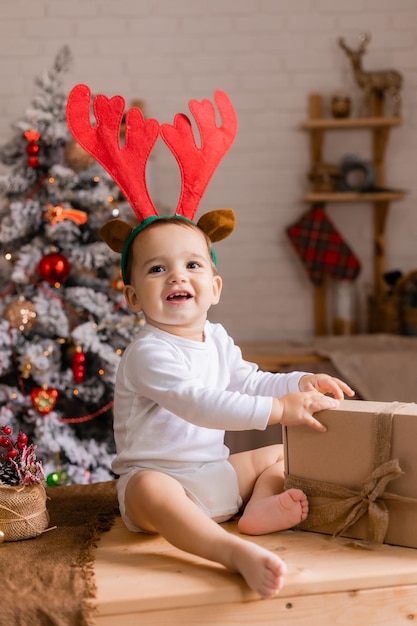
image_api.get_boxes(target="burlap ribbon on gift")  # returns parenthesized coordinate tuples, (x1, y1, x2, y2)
(0, 482, 49, 541)
(285, 402, 417, 544)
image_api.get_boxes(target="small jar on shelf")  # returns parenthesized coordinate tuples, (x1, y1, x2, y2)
(330, 91, 352, 119)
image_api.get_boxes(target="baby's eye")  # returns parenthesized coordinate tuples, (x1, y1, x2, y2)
(149, 265, 165, 274)
(187, 261, 201, 269)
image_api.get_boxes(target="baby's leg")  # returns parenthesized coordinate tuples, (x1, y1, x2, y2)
(125, 469, 286, 599)
(229, 445, 308, 536)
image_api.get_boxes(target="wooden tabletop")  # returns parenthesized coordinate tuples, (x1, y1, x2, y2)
(93, 517, 417, 625)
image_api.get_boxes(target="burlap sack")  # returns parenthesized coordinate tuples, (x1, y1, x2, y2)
(0, 483, 49, 541)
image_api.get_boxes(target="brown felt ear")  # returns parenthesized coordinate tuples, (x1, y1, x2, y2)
(197, 209, 235, 243)
(99, 219, 133, 253)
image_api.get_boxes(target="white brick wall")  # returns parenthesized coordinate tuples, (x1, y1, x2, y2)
(1, 0, 417, 342)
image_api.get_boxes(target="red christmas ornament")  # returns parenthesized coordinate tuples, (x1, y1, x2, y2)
(26, 143, 40, 156)
(24, 129, 41, 169)
(24, 129, 41, 143)
(28, 156, 39, 168)
(30, 386, 59, 415)
(38, 252, 71, 285)
(72, 346, 86, 384)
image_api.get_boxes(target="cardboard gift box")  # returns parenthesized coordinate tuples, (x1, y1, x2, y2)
(283, 399, 417, 548)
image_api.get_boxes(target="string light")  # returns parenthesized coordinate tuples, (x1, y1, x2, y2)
(19, 344, 54, 381)
(21, 359, 32, 378)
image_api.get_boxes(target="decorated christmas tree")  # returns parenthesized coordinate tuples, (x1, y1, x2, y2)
(0, 47, 141, 485)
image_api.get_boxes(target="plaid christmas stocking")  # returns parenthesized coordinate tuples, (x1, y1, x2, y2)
(287, 204, 361, 285)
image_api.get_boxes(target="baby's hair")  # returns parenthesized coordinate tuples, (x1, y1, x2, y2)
(123, 217, 217, 285)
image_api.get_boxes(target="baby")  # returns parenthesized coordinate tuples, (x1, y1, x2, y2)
(111, 217, 354, 598)
(66, 84, 354, 599)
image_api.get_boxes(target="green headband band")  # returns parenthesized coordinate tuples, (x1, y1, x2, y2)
(121, 214, 217, 284)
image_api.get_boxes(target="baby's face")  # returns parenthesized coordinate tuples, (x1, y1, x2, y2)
(123, 222, 222, 340)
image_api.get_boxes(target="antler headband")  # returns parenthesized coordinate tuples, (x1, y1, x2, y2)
(66, 84, 238, 282)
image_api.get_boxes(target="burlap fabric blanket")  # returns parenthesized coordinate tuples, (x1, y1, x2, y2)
(310, 334, 417, 402)
(268, 334, 417, 403)
(1, 480, 119, 626)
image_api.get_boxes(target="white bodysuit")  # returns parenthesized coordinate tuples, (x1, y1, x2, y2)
(112, 321, 306, 531)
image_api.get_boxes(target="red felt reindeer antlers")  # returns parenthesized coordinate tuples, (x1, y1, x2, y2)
(66, 85, 238, 257)
(159, 90, 237, 221)
(66, 84, 160, 221)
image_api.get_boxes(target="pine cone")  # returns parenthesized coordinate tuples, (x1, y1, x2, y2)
(0, 462, 20, 486)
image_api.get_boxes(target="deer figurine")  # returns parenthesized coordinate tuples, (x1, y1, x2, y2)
(338, 34, 403, 117)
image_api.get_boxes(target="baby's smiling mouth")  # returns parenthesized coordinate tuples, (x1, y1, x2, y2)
(166, 291, 192, 302)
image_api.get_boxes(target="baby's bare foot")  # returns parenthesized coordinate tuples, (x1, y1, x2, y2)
(230, 539, 287, 599)
(238, 488, 308, 536)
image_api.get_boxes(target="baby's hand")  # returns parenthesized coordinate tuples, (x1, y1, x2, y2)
(270, 391, 340, 432)
(298, 373, 355, 400)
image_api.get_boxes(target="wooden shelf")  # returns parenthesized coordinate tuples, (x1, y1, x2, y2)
(301, 117, 403, 130)
(303, 191, 406, 203)
(301, 95, 406, 335)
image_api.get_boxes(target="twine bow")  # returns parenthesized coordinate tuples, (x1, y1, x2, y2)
(285, 402, 417, 544)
